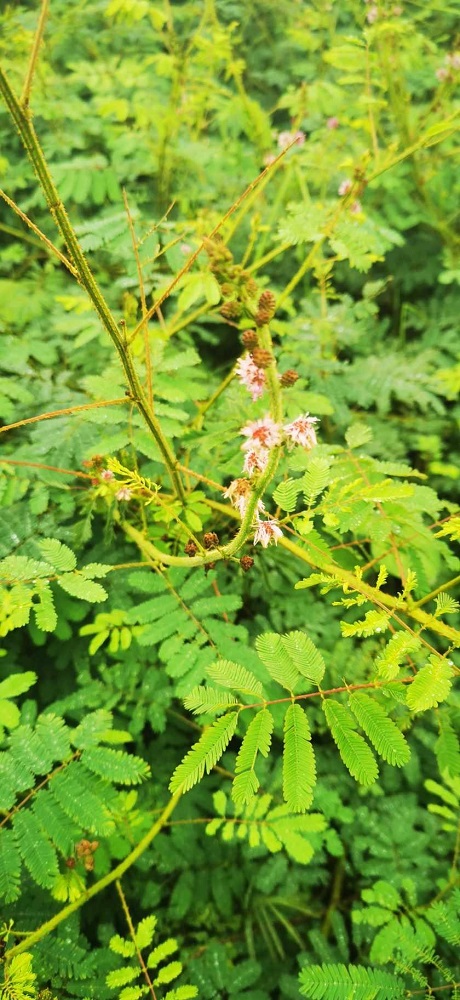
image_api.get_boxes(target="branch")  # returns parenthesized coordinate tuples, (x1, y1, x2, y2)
(0, 187, 76, 274)
(0, 398, 129, 436)
(4, 788, 183, 960)
(116, 880, 158, 1000)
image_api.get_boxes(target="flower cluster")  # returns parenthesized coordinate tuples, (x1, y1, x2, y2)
(223, 479, 281, 549)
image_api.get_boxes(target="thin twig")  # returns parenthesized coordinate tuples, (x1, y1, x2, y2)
(116, 880, 158, 1000)
(122, 189, 153, 411)
(0, 187, 77, 274)
(0, 397, 129, 436)
(20, 0, 50, 107)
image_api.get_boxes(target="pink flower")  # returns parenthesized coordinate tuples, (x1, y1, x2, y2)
(284, 414, 319, 450)
(180, 242, 192, 255)
(366, 5, 379, 22)
(435, 66, 449, 82)
(326, 116, 339, 130)
(240, 416, 282, 451)
(235, 355, 266, 401)
(243, 448, 270, 476)
(263, 153, 277, 167)
(223, 479, 265, 519)
(253, 518, 283, 548)
(448, 53, 460, 70)
(100, 470, 114, 481)
(277, 130, 305, 150)
(338, 179, 353, 197)
(349, 199, 363, 215)
(116, 487, 132, 501)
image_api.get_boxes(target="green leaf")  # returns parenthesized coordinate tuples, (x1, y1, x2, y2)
(0, 700, 20, 729)
(255, 632, 299, 691)
(435, 713, 460, 778)
(273, 478, 301, 512)
(348, 693, 410, 767)
(184, 686, 240, 716)
(206, 660, 264, 697)
(82, 747, 150, 784)
(13, 809, 59, 889)
(375, 632, 421, 680)
(37, 538, 77, 572)
(280, 631, 325, 685)
(345, 424, 373, 449)
(147, 939, 178, 969)
(0, 672, 36, 699)
(232, 709, 274, 806)
(57, 573, 108, 602)
(169, 712, 238, 793)
(323, 700, 378, 786)
(406, 656, 454, 712)
(341, 611, 390, 639)
(283, 704, 316, 812)
(34, 582, 58, 632)
(302, 457, 331, 506)
(299, 962, 405, 1000)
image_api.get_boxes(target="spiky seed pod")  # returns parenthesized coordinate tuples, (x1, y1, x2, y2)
(280, 368, 299, 387)
(184, 539, 198, 557)
(255, 307, 272, 327)
(258, 289, 276, 313)
(205, 561, 216, 572)
(203, 531, 219, 549)
(220, 300, 242, 320)
(241, 329, 259, 349)
(251, 347, 273, 369)
(240, 555, 254, 572)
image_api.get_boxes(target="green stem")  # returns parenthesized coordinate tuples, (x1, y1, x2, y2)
(4, 789, 183, 960)
(0, 65, 185, 502)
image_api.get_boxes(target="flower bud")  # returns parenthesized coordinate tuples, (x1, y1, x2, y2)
(258, 290, 276, 315)
(251, 347, 272, 369)
(280, 369, 299, 387)
(241, 329, 259, 350)
(255, 307, 272, 327)
(240, 555, 254, 572)
(220, 300, 242, 320)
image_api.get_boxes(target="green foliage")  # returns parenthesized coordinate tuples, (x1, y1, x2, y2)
(0, 0, 459, 997)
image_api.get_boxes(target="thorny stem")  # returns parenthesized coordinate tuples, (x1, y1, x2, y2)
(4, 789, 183, 960)
(122, 189, 154, 411)
(116, 880, 158, 1000)
(0, 64, 185, 502)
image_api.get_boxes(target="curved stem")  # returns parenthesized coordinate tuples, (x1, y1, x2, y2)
(4, 789, 183, 960)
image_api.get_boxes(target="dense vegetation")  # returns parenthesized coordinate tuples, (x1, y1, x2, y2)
(0, 1, 459, 998)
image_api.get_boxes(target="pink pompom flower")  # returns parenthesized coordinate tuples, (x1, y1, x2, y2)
(223, 479, 265, 519)
(100, 469, 115, 481)
(284, 414, 319, 450)
(242, 448, 270, 476)
(240, 416, 282, 452)
(253, 518, 283, 548)
(326, 117, 339, 130)
(116, 487, 132, 501)
(235, 356, 266, 401)
(338, 179, 353, 197)
(277, 130, 305, 150)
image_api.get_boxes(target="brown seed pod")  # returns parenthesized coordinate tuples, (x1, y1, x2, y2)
(240, 555, 254, 572)
(184, 539, 198, 557)
(251, 347, 272, 369)
(280, 368, 299, 387)
(241, 329, 259, 350)
(203, 531, 219, 549)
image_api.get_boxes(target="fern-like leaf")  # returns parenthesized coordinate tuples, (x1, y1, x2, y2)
(33, 581, 57, 632)
(273, 478, 301, 512)
(169, 712, 238, 793)
(375, 632, 421, 680)
(348, 693, 410, 766)
(81, 746, 150, 784)
(299, 962, 405, 1000)
(0, 828, 21, 902)
(341, 611, 390, 639)
(406, 656, 453, 712)
(323, 701, 378, 786)
(435, 712, 460, 778)
(280, 631, 325, 684)
(13, 809, 59, 889)
(255, 632, 299, 691)
(37, 538, 77, 571)
(184, 686, 240, 715)
(57, 573, 108, 603)
(283, 704, 316, 812)
(206, 660, 264, 698)
(302, 456, 331, 505)
(232, 709, 274, 806)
